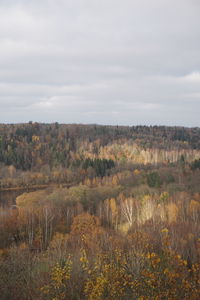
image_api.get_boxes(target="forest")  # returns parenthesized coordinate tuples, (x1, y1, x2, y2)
(0, 123, 200, 299)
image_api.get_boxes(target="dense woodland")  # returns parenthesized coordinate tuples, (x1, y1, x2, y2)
(1, 123, 200, 189)
(0, 123, 200, 299)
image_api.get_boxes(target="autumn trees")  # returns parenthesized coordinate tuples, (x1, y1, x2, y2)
(39, 213, 200, 300)
(0, 123, 200, 299)
(1, 123, 200, 191)
(0, 186, 200, 299)
(1, 123, 200, 181)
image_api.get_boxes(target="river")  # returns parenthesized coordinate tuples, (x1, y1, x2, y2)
(0, 187, 44, 207)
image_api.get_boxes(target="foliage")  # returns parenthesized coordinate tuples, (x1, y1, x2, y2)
(1, 123, 200, 299)
(191, 158, 200, 171)
(147, 172, 162, 188)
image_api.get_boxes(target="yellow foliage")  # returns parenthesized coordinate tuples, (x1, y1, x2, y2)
(161, 228, 169, 234)
(134, 169, 140, 175)
(109, 198, 117, 217)
(189, 200, 200, 214)
(160, 191, 169, 202)
(32, 135, 40, 142)
(41, 255, 72, 300)
(166, 203, 179, 223)
(40, 234, 200, 300)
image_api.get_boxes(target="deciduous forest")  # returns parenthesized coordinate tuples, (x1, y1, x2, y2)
(0, 123, 200, 299)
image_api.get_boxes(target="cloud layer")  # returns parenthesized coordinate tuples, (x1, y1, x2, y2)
(0, 0, 200, 126)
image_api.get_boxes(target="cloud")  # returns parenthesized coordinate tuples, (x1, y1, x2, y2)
(182, 72, 200, 83)
(0, 0, 200, 126)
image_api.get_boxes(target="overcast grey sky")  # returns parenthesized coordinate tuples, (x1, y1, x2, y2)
(0, 0, 200, 126)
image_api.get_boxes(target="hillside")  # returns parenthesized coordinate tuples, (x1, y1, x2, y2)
(0, 123, 200, 299)
(1, 123, 200, 190)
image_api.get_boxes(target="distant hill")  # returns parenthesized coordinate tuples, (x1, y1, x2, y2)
(0, 123, 200, 171)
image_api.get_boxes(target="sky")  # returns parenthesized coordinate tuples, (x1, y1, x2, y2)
(0, 0, 200, 126)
